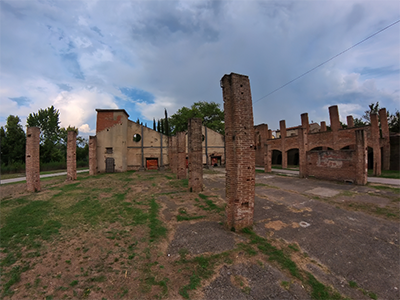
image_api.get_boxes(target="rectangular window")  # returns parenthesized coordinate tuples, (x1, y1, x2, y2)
(106, 147, 113, 154)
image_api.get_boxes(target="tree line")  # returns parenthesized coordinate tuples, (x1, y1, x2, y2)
(0, 106, 88, 174)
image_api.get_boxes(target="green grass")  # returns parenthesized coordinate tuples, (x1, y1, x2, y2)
(196, 194, 225, 213)
(148, 197, 167, 242)
(371, 185, 400, 194)
(368, 169, 400, 179)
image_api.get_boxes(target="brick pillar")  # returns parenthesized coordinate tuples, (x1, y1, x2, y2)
(320, 121, 327, 132)
(221, 72, 255, 231)
(280, 120, 287, 169)
(264, 144, 271, 173)
(298, 128, 307, 178)
(329, 105, 341, 150)
(67, 131, 77, 181)
(89, 136, 97, 176)
(301, 113, 309, 134)
(370, 113, 381, 176)
(379, 108, 390, 171)
(268, 129, 272, 139)
(347, 116, 354, 128)
(26, 127, 41, 192)
(176, 132, 186, 179)
(355, 130, 367, 185)
(188, 118, 203, 192)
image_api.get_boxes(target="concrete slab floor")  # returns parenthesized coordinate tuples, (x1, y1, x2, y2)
(202, 170, 399, 300)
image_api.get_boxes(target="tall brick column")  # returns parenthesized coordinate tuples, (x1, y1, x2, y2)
(176, 132, 186, 179)
(188, 118, 203, 192)
(67, 131, 77, 181)
(89, 136, 97, 176)
(26, 127, 40, 192)
(329, 105, 341, 150)
(347, 116, 354, 128)
(298, 128, 307, 178)
(221, 72, 255, 231)
(280, 120, 287, 169)
(320, 121, 327, 132)
(355, 129, 368, 185)
(370, 113, 381, 176)
(379, 108, 390, 171)
(264, 144, 271, 173)
(301, 113, 309, 134)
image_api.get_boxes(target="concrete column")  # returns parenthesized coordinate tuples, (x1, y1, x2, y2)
(355, 129, 368, 185)
(370, 113, 381, 176)
(280, 120, 287, 169)
(347, 116, 354, 128)
(221, 72, 255, 231)
(171, 136, 178, 174)
(264, 144, 271, 173)
(205, 126, 209, 167)
(159, 132, 164, 171)
(188, 118, 203, 192)
(139, 125, 145, 171)
(67, 131, 77, 181)
(176, 132, 186, 179)
(168, 136, 173, 171)
(26, 127, 41, 192)
(89, 136, 97, 176)
(379, 108, 390, 171)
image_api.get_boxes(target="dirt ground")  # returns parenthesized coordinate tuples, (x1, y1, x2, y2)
(0, 168, 399, 300)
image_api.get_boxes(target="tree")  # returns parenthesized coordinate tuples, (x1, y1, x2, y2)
(169, 101, 224, 135)
(27, 106, 63, 163)
(388, 109, 400, 133)
(0, 115, 26, 165)
(164, 109, 170, 136)
(153, 118, 156, 131)
(26, 106, 61, 145)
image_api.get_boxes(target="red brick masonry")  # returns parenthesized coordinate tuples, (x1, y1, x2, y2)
(188, 118, 203, 192)
(221, 72, 255, 231)
(26, 127, 41, 192)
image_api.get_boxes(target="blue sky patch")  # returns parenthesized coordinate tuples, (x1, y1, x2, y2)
(120, 87, 155, 103)
(9, 96, 31, 107)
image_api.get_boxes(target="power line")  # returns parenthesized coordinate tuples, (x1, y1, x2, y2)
(254, 19, 400, 104)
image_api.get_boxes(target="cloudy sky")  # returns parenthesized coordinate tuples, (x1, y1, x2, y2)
(1, 0, 399, 137)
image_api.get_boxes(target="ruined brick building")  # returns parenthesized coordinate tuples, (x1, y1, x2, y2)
(90, 109, 225, 173)
(254, 105, 393, 179)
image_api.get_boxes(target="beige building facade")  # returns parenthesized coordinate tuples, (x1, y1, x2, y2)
(92, 109, 225, 173)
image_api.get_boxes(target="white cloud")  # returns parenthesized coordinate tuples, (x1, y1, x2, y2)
(0, 0, 398, 133)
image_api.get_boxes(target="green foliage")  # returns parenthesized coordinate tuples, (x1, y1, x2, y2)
(356, 101, 399, 132)
(169, 101, 224, 135)
(1, 115, 26, 166)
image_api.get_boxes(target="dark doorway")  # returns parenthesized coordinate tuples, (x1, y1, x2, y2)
(105, 157, 115, 173)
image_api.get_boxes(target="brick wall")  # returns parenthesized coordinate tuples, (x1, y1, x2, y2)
(89, 136, 97, 175)
(96, 110, 124, 133)
(304, 130, 367, 184)
(26, 127, 40, 192)
(67, 131, 77, 181)
(176, 132, 186, 179)
(188, 118, 203, 192)
(260, 105, 391, 178)
(221, 72, 255, 231)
